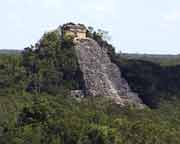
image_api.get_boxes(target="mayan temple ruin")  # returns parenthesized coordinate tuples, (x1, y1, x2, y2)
(59, 23, 144, 107)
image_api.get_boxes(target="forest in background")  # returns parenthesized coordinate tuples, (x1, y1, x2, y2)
(0, 27, 180, 143)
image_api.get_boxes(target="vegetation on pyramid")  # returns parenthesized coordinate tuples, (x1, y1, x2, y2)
(22, 30, 85, 94)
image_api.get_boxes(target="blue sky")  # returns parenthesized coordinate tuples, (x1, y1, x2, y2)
(0, 0, 180, 54)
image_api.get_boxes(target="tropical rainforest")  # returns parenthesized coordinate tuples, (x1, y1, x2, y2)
(0, 26, 180, 144)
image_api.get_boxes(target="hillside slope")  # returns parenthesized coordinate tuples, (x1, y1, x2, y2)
(120, 53, 180, 66)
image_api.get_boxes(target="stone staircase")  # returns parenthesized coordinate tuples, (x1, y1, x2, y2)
(73, 38, 144, 107)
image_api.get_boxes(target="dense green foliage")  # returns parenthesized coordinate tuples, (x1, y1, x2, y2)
(0, 95, 180, 144)
(22, 30, 85, 94)
(0, 27, 180, 143)
(113, 57, 180, 108)
(120, 53, 180, 66)
(0, 50, 21, 54)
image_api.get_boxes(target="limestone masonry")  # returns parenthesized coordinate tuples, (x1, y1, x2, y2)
(62, 23, 87, 40)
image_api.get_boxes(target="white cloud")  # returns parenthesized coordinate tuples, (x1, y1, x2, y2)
(160, 9, 180, 32)
(163, 10, 180, 21)
(39, 0, 63, 9)
(160, 23, 177, 33)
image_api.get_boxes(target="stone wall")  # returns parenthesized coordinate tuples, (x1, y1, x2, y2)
(73, 38, 144, 107)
